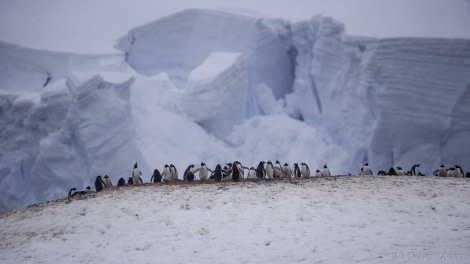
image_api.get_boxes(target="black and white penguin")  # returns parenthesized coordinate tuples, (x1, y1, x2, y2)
(321, 164, 331, 177)
(388, 167, 397, 176)
(293, 163, 301, 178)
(361, 163, 373, 176)
(195, 162, 212, 181)
(127, 177, 134, 184)
(247, 167, 257, 179)
(84, 186, 92, 193)
(377, 170, 387, 176)
(438, 165, 447, 177)
(132, 162, 143, 184)
(411, 164, 421, 176)
(273, 160, 283, 178)
(231, 162, 241, 181)
(314, 169, 321, 177)
(282, 163, 292, 178)
(183, 164, 195, 182)
(256, 161, 266, 179)
(170, 164, 178, 181)
(301, 162, 310, 178)
(103, 175, 113, 188)
(95, 175, 106, 192)
(117, 177, 126, 186)
(213, 164, 223, 181)
(150, 169, 162, 183)
(396, 166, 404, 176)
(265, 161, 274, 179)
(68, 187, 77, 198)
(222, 164, 232, 181)
(454, 165, 464, 178)
(162, 164, 171, 182)
(447, 167, 455, 177)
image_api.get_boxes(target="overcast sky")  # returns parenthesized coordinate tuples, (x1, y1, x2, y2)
(0, 0, 469, 53)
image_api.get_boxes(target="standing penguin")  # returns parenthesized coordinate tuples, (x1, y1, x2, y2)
(273, 160, 283, 178)
(454, 165, 464, 178)
(438, 165, 447, 177)
(265, 161, 274, 179)
(282, 163, 292, 178)
(388, 167, 397, 176)
(183, 164, 195, 182)
(162, 164, 171, 182)
(170, 164, 178, 181)
(293, 163, 301, 178)
(103, 175, 113, 188)
(213, 164, 223, 181)
(301, 162, 310, 178)
(117, 177, 126, 186)
(256, 161, 266, 179)
(361, 163, 373, 176)
(132, 162, 143, 184)
(247, 167, 257, 179)
(195, 162, 212, 181)
(321, 165, 331, 177)
(95, 175, 106, 191)
(411, 164, 421, 176)
(127, 177, 134, 184)
(150, 169, 162, 183)
(396, 166, 405, 176)
(231, 162, 241, 181)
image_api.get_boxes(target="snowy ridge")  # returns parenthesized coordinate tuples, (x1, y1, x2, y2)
(1, 9, 470, 212)
(1, 177, 470, 263)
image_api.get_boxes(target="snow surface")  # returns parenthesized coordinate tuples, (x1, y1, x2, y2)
(1, 8, 470, 214)
(1, 177, 470, 263)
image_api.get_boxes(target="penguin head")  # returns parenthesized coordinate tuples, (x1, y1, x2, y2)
(164, 164, 169, 168)
(283, 163, 288, 166)
(323, 164, 328, 168)
(440, 164, 445, 168)
(364, 163, 369, 166)
(134, 162, 138, 169)
(201, 162, 206, 166)
(397, 166, 402, 170)
(276, 160, 281, 164)
(86, 186, 91, 190)
(104, 175, 109, 179)
(316, 169, 321, 173)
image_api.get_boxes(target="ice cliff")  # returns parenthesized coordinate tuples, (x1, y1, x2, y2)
(1, 9, 469, 212)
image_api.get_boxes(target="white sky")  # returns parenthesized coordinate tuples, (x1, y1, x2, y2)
(0, 0, 469, 54)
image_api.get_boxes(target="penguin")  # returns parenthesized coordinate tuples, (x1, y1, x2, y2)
(265, 161, 274, 179)
(282, 163, 292, 178)
(256, 161, 266, 179)
(117, 177, 126, 186)
(127, 177, 134, 184)
(321, 165, 331, 177)
(361, 163, 373, 176)
(247, 167, 257, 179)
(377, 170, 387, 176)
(132, 162, 143, 184)
(447, 167, 455, 177)
(438, 165, 447, 177)
(162, 164, 171, 182)
(454, 165, 464, 178)
(231, 162, 241, 181)
(314, 169, 321, 177)
(183, 164, 195, 182)
(222, 164, 232, 181)
(103, 175, 113, 188)
(213, 164, 223, 181)
(301, 162, 310, 178)
(170, 164, 178, 181)
(150, 169, 162, 183)
(466, 172, 470, 178)
(273, 160, 283, 178)
(411, 164, 421, 176)
(293, 163, 301, 178)
(388, 167, 397, 176)
(84, 186, 92, 193)
(68, 187, 77, 198)
(94, 175, 106, 192)
(195, 162, 212, 181)
(396, 166, 404, 176)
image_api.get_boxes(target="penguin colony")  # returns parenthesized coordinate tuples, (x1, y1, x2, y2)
(68, 162, 469, 197)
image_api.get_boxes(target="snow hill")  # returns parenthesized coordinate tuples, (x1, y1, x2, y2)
(1, 9, 470, 212)
(1, 177, 470, 263)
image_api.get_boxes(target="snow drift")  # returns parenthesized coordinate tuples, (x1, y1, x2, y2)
(1, 9, 470, 212)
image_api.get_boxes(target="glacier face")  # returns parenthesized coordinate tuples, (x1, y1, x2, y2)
(1, 9, 470, 212)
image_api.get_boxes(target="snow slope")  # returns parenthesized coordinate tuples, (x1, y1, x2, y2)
(1, 9, 470, 213)
(1, 177, 469, 263)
